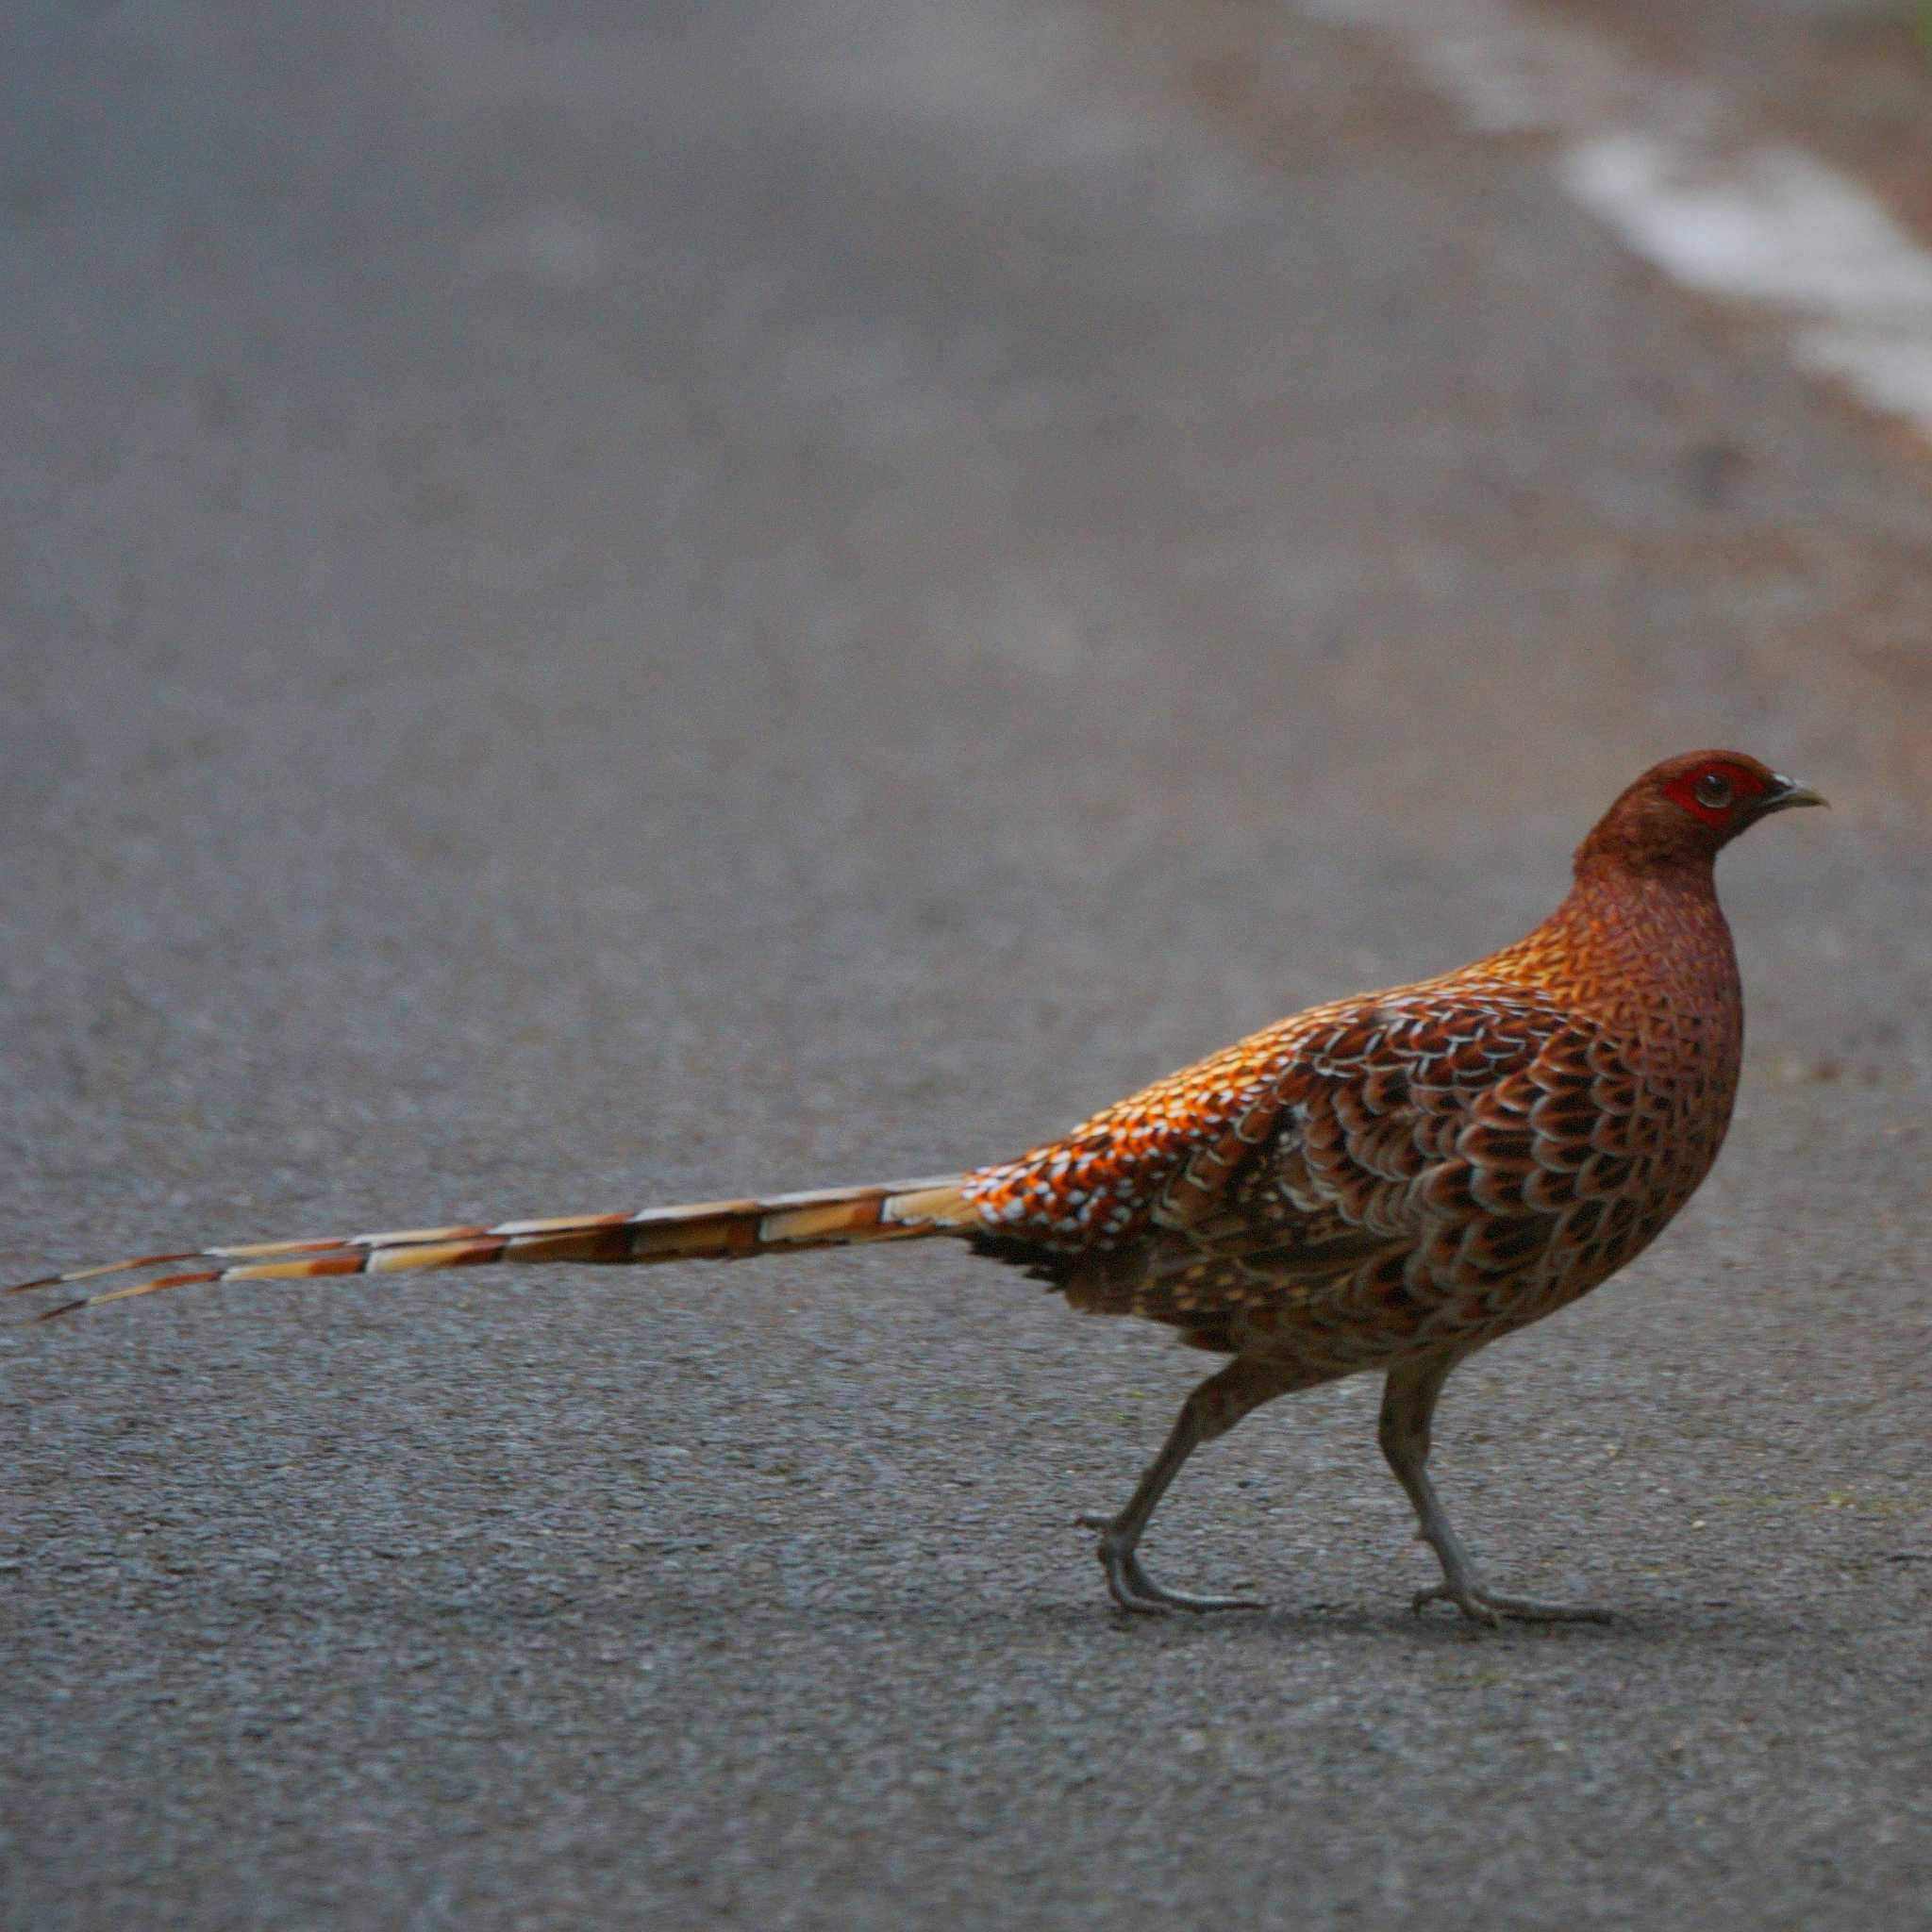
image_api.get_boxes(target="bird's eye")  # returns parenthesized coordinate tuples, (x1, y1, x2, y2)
(1693, 771, 1734, 810)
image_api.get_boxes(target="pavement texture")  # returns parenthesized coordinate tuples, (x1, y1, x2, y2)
(2, 1, 1930, 1925)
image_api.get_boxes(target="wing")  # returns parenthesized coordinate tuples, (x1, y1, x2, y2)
(968, 980, 1657, 1356)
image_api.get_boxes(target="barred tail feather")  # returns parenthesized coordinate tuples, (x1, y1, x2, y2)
(8, 1176, 978, 1320)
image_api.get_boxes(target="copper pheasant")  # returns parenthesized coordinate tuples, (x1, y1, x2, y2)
(11, 750, 1824, 1623)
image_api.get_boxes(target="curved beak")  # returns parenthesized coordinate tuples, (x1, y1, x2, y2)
(1763, 774, 1828, 813)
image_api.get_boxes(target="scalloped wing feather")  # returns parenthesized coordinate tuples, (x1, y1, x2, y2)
(965, 979, 1709, 1365)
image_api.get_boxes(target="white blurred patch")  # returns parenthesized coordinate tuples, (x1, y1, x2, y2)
(1300, 0, 1932, 442)
(1564, 136, 1932, 313)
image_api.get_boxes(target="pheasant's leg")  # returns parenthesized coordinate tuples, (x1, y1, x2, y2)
(1378, 1352, 1612, 1626)
(1078, 1356, 1305, 1616)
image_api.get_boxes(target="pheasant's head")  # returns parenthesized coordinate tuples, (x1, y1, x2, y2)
(1574, 751, 1826, 878)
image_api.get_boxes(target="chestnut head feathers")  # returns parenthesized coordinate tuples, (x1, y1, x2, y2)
(1573, 751, 1825, 877)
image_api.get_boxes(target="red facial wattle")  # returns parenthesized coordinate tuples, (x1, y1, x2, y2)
(1662, 761, 1767, 828)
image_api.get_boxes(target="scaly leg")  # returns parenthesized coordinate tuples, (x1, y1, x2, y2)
(1078, 1355, 1307, 1616)
(1378, 1351, 1611, 1626)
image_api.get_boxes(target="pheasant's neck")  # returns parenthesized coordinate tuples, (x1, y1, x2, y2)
(1489, 860, 1743, 1050)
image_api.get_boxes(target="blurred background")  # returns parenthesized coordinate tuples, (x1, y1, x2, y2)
(3, 2, 1929, 1925)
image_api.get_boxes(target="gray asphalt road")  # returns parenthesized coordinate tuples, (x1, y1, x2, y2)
(4, 2, 1930, 1925)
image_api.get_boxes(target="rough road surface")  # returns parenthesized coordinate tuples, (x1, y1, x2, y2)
(3, 2, 1929, 1925)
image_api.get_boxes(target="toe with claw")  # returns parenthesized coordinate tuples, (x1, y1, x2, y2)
(1411, 1578, 1613, 1625)
(1075, 1513, 1264, 1616)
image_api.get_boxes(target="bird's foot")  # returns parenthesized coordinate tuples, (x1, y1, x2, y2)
(1075, 1513, 1265, 1616)
(1410, 1579, 1613, 1627)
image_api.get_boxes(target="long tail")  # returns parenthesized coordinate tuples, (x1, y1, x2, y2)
(7, 1176, 980, 1321)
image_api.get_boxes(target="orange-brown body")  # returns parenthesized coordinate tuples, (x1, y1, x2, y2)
(964, 851, 1744, 1377)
